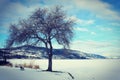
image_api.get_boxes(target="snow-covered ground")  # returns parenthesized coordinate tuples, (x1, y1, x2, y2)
(0, 59, 120, 80)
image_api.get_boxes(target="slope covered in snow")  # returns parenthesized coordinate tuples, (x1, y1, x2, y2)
(0, 66, 73, 80)
(0, 45, 106, 59)
(0, 59, 120, 80)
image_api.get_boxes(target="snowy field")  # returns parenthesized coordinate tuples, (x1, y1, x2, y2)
(0, 59, 120, 80)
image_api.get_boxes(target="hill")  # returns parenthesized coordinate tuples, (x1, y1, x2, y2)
(0, 45, 106, 59)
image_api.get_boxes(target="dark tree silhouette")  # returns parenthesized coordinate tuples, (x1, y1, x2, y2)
(6, 6, 74, 71)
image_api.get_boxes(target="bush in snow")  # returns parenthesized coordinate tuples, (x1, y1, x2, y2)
(33, 65, 40, 70)
(5, 63, 13, 67)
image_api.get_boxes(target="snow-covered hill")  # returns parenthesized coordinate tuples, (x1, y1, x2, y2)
(0, 45, 106, 59)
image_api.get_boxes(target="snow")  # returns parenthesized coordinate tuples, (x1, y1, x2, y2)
(0, 59, 120, 80)
(0, 66, 72, 80)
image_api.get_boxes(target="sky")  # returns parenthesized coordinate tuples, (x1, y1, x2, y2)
(0, 0, 120, 57)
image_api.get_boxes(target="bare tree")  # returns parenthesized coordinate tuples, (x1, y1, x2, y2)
(6, 6, 74, 71)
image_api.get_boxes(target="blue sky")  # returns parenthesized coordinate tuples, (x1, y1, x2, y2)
(0, 0, 120, 57)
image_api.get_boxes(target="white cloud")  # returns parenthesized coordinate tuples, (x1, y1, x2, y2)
(2, 0, 119, 27)
(52, 39, 120, 56)
(91, 32, 96, 35)
(1, 2, 42, 28)
(87, 20, 94, 25)
(74, 27, 96, 35)
(96, 26, 113, 31)
(70, 16, 94, 25)
(5, 2, 40, 18)
(74, 27, 89, 32)
(43, 0, 120, 20)
(110, 23, 120, 27)
(100, 27, 112, 31)
(70, 40, 120, 56)
(73, 0, 120, 20)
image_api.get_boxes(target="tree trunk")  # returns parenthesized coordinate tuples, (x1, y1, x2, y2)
(47, 40, 53, 71)
(47, 53, 52, 71)
(3, 53, 7, 62)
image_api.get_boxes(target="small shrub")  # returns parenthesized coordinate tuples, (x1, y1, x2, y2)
(27, 64, 33, 68)
(23, 63, 27, 67)
(13, 60, 40, 70)
(33, 65, 40, 69)
(6, 63, 13, 67)
(15, 64, 20, 68)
